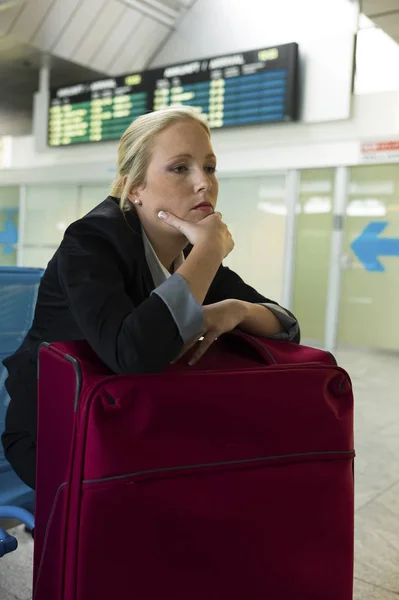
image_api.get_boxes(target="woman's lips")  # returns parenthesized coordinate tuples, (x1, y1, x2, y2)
(193, 203, 213, 212)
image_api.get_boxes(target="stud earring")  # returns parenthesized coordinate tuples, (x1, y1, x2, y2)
(134, 199, 142, 206)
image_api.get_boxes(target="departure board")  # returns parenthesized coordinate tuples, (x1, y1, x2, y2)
(48, 43, 298, 147)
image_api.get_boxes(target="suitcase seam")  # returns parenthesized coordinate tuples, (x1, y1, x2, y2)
(33, 481, 68, 600)
(81, 449, 356, 485)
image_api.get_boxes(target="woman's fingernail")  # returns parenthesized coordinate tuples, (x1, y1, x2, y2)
(158, 211, 168, 220)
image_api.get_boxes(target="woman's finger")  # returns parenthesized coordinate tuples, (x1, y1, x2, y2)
(158, 211, 201, 246)
(158, 211, 190, 234)
(188, 332, 218, 366)
(171, 336, 203, 364)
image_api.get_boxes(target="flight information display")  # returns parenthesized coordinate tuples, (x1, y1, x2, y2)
(48, 43, 298, 147)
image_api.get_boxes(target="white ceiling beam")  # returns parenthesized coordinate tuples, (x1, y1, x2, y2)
(140, 0, 179, 19)
(117, 0, 176, 27)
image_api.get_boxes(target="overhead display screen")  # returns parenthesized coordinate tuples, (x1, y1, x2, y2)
(48, 43, 299, 147)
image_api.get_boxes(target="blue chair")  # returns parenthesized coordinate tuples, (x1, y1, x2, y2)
(0, 267, 44, 556)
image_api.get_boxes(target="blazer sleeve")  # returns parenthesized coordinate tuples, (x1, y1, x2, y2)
(57, 219, 200, 374)
(204, 264, 301, 344)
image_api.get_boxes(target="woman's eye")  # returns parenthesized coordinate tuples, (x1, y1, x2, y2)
(171, 165, 188, 174)
(205, 166, 217, 174)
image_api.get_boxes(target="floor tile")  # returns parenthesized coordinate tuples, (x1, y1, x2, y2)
(335, 347, 399, 510)
(355, 482, 399, 594)
(355, 433, 399, 510)
(354, 578, 399, 599)
(0, 525, 33, 600)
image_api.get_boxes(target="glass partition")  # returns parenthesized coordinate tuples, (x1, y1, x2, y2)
(22, 184, 110, 268)
(22, 185, 79, 268)
(292, 169, 335, 343)
(217, 174, 288, 303)
(79, 184, 110, 218)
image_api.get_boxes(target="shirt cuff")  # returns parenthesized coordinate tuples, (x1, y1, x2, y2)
(260, 303, 300, 343)
(151, 274, 204, 344)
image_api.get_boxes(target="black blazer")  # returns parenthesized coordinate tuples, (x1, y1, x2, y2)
(3, 196, 299, 446)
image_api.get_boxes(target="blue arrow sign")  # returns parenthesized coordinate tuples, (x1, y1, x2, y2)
(351, 221, 399, 272)
(0, 221, 18, 255)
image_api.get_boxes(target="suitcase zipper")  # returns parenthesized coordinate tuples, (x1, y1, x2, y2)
(82, 449, 356, 485)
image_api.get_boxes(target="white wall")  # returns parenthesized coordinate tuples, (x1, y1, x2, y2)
(151, 0, 358, 123)
(355, 15, 399, 95)
(2, 91, 399, 186)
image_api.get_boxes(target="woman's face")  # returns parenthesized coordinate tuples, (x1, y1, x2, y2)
(131, 119, 218, 230)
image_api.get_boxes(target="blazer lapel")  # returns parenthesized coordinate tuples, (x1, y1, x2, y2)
(123, 206, 155, 296)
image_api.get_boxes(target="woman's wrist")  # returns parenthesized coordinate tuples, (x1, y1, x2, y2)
(238, 302, 284, 337)
(230, 299, 251, 325)
(194, 239, 225, 263)
(176, 244, 223, 306)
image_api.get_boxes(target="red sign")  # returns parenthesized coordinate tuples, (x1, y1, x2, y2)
(361, 140, 399, 162)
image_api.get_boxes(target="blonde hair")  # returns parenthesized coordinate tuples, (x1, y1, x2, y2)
(111, 106, 211, 211)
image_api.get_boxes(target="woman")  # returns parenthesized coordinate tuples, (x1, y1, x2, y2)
(1, 106, 299, 490)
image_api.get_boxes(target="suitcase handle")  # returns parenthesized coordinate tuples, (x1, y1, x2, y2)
(228, 331, 337, 367)
(227, 331, 277, 364)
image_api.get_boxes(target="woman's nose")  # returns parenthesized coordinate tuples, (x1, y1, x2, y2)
(194, 169, 212, 193)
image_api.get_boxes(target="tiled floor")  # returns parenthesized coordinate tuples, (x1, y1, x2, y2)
(0, 346, 398, 599)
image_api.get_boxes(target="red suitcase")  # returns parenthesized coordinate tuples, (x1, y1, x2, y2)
(33, 333, 354, 600)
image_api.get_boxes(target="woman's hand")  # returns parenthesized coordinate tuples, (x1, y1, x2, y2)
(174, 299, 248, 365)
(158, 210, 234, 259)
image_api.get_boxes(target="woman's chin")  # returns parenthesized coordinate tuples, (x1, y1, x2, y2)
(187, 211, 210, 222)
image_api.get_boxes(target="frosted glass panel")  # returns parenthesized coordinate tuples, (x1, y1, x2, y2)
(292, 169, 335, 342)
(79, 184, 110, 218)
(0, 186, 19, 266)
(0, 187, 18, 208)
(24, 185, 79, 246)
(217, 174, 287, 303)
(21, 184, 112, 268)
(22, 247, 57, 269)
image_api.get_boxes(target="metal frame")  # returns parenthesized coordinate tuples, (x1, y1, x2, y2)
(282, 170, 300, 310)
(16, 185, 26, 267)
(324, 166, 349, 352)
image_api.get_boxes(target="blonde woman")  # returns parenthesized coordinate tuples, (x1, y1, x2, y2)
(2, 106, 299, 490)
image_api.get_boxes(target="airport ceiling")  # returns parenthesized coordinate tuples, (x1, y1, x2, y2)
(362, 0, 399, 44)
(0, 0, 195, 133)
(0, 0, 399, 135)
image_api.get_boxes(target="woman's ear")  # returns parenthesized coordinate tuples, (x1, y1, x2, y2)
(122, 175, 146, 206)
(130, 186, 146, 205)
(128, 189, 141, 205)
